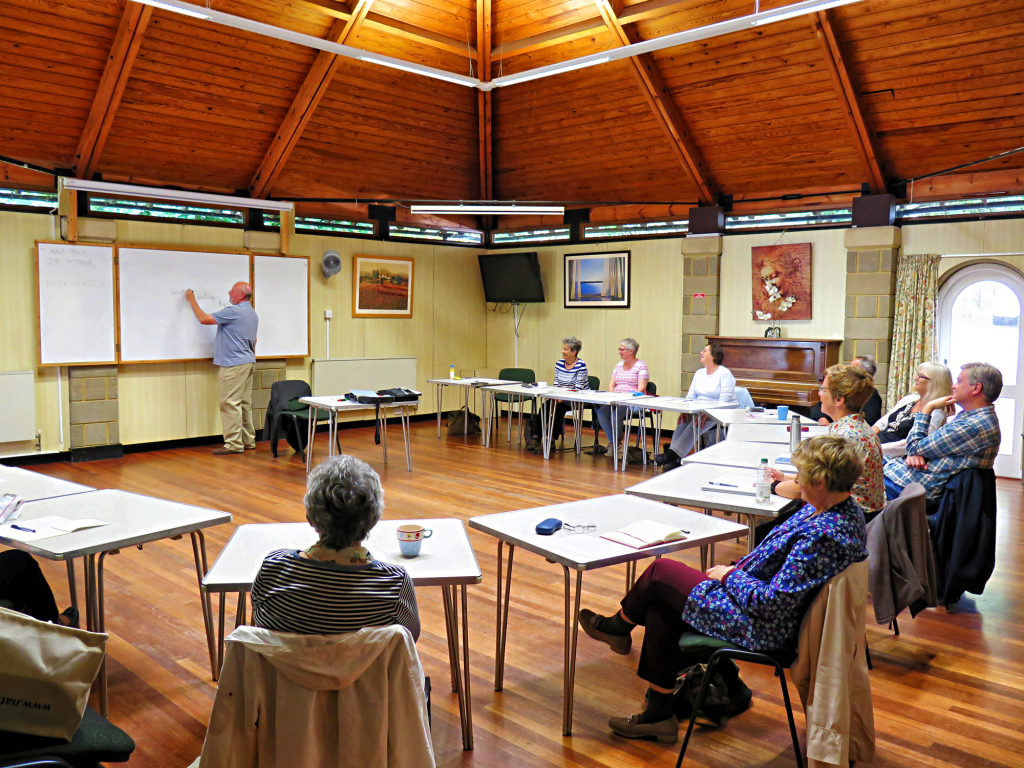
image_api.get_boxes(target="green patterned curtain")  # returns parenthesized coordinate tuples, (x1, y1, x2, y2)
(886, 254, 940, 410)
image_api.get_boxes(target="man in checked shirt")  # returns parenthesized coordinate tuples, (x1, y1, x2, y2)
(883, 362, 1002, 505)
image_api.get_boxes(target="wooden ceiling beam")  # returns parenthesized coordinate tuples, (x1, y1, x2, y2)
(812, 10, 887, 193)
(73, 2, 152, 179)
(592, 0, 719, 204)
(478, 0, 493, 203)
(249, 0, 374, 199)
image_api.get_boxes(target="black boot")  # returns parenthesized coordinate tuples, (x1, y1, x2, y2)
(654, 447, 679, 466)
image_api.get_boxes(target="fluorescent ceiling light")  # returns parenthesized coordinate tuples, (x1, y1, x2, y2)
(356, 54, 479, 88)
(491, 57, 611, 89)
(750, 0, 862, 26)
(129, 0, 866, 92)
(61, 178, 294, 212)
(411, 204, 565, 215)
(134, 0, 210, 20)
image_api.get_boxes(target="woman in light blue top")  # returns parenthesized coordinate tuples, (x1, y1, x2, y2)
(655, 343, 737, 469)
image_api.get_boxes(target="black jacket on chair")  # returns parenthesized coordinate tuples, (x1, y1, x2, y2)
(264, 380, 313, 457)
(928, 467, 997, 606)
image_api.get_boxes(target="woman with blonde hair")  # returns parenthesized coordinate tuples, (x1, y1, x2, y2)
(873, 362, 953, 458)
(579, 435, 868, 743)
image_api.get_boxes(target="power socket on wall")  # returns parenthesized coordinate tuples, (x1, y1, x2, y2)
(324, 310, 333, 319)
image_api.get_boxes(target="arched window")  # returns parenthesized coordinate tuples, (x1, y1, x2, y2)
(938, 263, 1024, 479)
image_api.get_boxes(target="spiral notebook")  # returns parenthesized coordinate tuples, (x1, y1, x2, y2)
(701, 474, 758, 497)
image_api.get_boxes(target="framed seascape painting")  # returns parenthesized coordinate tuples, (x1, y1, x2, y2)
(352, 255, 414, 318)
(751, 243, 812, 321)
(564, 251, 631, 309)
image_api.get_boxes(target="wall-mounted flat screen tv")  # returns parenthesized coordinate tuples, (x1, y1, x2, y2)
(478, 252, 545, 303)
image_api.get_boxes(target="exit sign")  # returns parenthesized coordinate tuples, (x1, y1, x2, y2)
(692, 293, 706, 298)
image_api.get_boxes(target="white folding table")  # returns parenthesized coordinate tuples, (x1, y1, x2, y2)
(0, 489, 231, 716)
(682, 440, 795, 471)
(300, 395, 416, 472)
(704, 408, 815, 427)
(626, 397, 740, 468)
(625, 463, 799, 554)
(0, 464, 94, 501)
(428, 378, 518, 439)
(533, 389, 643, 467)
(469, 495, 747, 736)
(478, 382, 542, 446)
(725, 422, 829, 444)
(201, 518, 482, 750)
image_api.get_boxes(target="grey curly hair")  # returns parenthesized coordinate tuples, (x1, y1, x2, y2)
(304, 455, 384, 549)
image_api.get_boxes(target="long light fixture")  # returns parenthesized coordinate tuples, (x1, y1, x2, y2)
(61, 178, 295, 212)
(411, 204, 565, 215)
(491, 57, 611, 88)
(134, 0, 210, 20)
(131, 0, 866, 91)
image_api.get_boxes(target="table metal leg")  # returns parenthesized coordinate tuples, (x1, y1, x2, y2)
(190, 530, 218, 681)
(621, 412, 632, 471)
(459, 584, 474, 749)
(65, 559, 78, 613)
(96, 551, 109, 718)
(441, 585, 475, 750)
(305, 405, 315, 473)
(400, 405, 412, 471)
(700, 545, 708, 572)
(494, 541, 514, 691)
(561, 566, 584, 737)
(444, 585, 460, 693)
(217, 592, 226, 674)
(436, 384, 442, 438)
(541, 398, 554, 460)
(746, 514, 756, 553)
(380, 407, 389, 465)
(235, 591, 247, 628)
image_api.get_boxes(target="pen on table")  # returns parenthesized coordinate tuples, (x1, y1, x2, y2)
(11, 524, 36, 533)
(708, 481, 737, 488)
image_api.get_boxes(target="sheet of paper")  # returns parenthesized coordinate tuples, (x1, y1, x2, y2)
(0, 523, 64, 542)
(23, 516, 109, 533)
(552, 533, 634, 560)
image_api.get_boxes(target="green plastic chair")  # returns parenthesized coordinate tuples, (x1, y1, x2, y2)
(494, 368, 536, 443)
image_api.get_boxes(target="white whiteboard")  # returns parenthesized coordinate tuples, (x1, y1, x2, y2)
(37, 242, 117, 365)
(312, 357, 417, 396)
(118, 248, 252, 362)
(253, 254, 309, 357)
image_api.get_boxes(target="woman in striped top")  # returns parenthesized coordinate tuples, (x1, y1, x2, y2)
(251, 455, 419, 639)
(526, 336, 589, 453)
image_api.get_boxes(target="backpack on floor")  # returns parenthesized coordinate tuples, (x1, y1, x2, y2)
(446, 410, 481, 436)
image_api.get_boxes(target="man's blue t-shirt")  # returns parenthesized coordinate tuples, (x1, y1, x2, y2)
(212, 301, 258, 367)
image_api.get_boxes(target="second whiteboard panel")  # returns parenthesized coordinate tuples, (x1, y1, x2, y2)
(253, 254, 309, 358)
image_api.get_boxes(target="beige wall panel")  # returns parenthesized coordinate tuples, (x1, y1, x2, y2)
(118, 363, 187, 444)
(184, 360, 222, 438)
(182, 225, 245, 250)
(719, 229, 847, 341)
(116, 220, 184, 246)
(0, 213, 67, 456)
(905, 220, 1024, 262)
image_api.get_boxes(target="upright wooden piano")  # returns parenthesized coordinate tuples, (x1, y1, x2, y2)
(706, 337, 842, 408)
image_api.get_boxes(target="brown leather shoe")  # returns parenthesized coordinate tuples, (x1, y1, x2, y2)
(608, 713, 679, 743)
(212, 447, 243, 455)
(580, 609, 632, 655)
(243, 445, 256, 450)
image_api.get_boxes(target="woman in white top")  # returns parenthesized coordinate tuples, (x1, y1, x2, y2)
(655, 343, 737, 468)
(873, 361, 952, 458)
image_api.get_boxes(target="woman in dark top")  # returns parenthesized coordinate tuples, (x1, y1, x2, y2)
(579, 435, 868, 743)
(872, 362, 951, 458)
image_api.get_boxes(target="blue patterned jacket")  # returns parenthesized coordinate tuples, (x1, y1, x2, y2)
(682, 498, 867, 651)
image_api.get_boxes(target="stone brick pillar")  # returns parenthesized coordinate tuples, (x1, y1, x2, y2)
(69, 366, 121, 460)
(253, 359, 287, 437)
(843, 226, 901, 402)
(681, 236, 723, 392)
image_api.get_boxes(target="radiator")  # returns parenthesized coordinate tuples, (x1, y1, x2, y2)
(0, 371, 35, 443)
(311, 357, 417, 397)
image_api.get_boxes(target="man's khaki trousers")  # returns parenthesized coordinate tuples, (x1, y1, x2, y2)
(219, 363, 256, 452)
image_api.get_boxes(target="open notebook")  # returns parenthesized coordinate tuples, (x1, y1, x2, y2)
(701, 474, 758, 497)
(601, 520, 688, 549)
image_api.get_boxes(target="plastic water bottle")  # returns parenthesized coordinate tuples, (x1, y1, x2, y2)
(756, 458, 771, 505)
(449, 365, 456, 380)
(789, 414, 802, 452)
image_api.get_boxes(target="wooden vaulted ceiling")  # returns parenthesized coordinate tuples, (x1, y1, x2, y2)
(2, 0, 1024, 221)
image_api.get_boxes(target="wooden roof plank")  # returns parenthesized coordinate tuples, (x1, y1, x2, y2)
(479, 0, 494, 202)
(73, 2, 152, 179)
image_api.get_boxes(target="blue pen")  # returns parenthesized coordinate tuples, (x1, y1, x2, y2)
(11, 524, 36, 533)
(709, 482, 737, 488)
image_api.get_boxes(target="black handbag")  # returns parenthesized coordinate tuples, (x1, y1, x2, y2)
(377, 387, 420, 403)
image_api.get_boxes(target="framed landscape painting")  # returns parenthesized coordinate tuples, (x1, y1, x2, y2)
(564, 251, 631, 309)
(352, 255, 414, 318)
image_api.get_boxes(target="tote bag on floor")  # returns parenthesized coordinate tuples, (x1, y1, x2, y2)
(0, 606, 107, 740)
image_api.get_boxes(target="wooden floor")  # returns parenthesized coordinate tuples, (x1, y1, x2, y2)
(26, 420, 1024, 768)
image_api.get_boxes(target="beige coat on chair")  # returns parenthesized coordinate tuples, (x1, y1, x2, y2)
(791, 560, 875, 767)
(192, 624, 434, 768)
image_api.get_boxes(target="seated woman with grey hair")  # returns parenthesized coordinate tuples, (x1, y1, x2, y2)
(251, 455, 419, 639)
(526, 336, 589, 454)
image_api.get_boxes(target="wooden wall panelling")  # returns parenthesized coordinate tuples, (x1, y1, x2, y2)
(74, 2, 152, 180)
(184, 361, 221, 438)
(250, 2, 374, 199)
(119, 362, 188, 444)
(811, 10, 886, 193)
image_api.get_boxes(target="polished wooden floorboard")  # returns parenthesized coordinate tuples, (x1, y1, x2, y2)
(27, 421, 1024, 768)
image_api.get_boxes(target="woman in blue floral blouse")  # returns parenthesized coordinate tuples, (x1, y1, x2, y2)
(580, 434, 868, 743)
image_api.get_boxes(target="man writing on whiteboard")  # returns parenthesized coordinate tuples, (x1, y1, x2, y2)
(185, 282, 259, 455)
